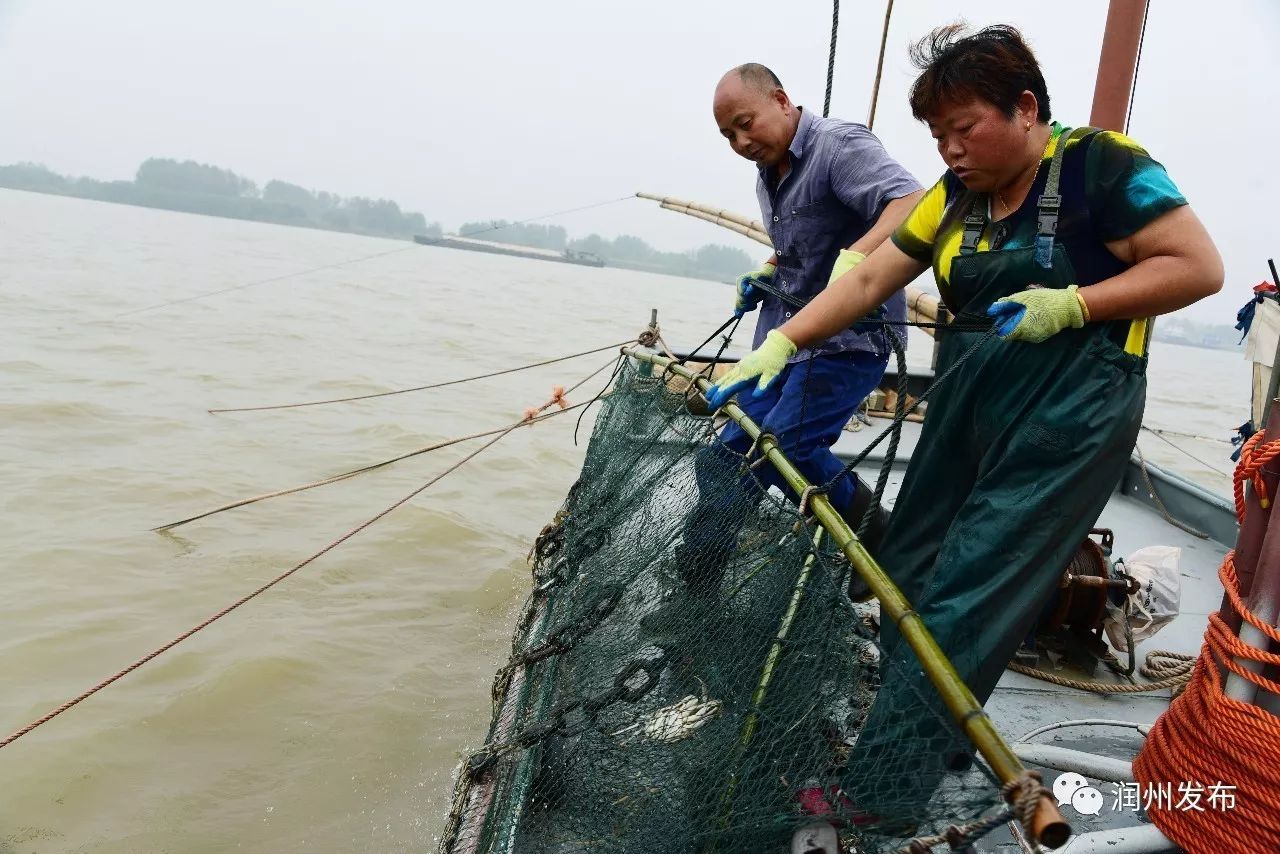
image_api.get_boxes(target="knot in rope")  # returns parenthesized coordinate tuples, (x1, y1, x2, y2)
(1002, 769, 1050, 831)
(1234, 431, 1280, 516)
(900, 772, 1047, 852)
(798, 485, 827, 517)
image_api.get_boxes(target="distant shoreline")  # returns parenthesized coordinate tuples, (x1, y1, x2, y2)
(0, 158, 753, 284)
(1152, 334, 1241, 354)
(0, 183, 417, 241)
(0, 185, 740, 286)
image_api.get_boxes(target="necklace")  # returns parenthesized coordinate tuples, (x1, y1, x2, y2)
(993, 127, 1059, 219)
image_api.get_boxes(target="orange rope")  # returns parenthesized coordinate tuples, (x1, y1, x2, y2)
(1233, 431, 1280, 516)
(1133, 436, 1280, 853)
(1, 363, 618, 750)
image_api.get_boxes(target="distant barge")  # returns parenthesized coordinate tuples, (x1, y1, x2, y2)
(413, 234, 606, 267)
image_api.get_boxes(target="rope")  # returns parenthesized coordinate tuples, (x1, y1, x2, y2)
(155, 357, 621, 530)
(574, 352, 630, 446)
(207, 340, 633, 413)
(1123, 0, 1151, 135)
(823, 0, 839, 117)
(6, 361, 625, 748)
(112, 195, 635, 319)
(900, 770, 1049, 853)
(111, 246, 416, 320)
(859, 324, 907, 540)
(820, 327, 999, 493)
(0, 387, 565, 750)
(674, 314, 740, 366)
(1233, 430, 1280, 518)
(1007, 650, 1193, 695)
(1130, 435, 1280, 853)
(1139, 425, 1231, 478)
(1144, 425, 1233, 446)
(1133, 443, 1209, 540)
(866, 0, 896, 130)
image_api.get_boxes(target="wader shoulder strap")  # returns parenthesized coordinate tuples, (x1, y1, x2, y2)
(958, 204, 986, 256)
(1034, 125, 1079, 269)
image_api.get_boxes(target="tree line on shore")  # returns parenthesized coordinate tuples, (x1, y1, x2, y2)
(0, 159, 752, 281)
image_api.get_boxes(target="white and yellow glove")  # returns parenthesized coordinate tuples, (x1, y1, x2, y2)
(704, 330, 798, 408)
(987, 285, 1088, 343)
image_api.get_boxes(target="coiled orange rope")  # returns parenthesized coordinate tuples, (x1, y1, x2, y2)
(1133, 433, 1280, 853)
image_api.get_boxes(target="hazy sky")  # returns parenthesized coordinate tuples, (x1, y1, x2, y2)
(2, 1, 1276, 321)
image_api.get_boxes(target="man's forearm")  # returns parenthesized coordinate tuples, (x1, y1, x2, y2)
(848, 190, 924, 256)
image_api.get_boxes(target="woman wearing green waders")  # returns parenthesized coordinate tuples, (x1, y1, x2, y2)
(705, 24, 1223, 818)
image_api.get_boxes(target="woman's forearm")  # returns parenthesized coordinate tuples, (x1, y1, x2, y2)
(1081, 256, 1222, 321)
(778, 241, 926, 349)
(1082, 206, 1224, 321)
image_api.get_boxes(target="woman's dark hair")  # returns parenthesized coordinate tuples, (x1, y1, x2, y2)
(908, 24, 1051, 123)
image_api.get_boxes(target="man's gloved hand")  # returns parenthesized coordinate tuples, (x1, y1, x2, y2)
(704, 329, 797, 409)
(734, 261, 776, 317)
(987, 285, 1087, 343)
(827, 248, 866, 285)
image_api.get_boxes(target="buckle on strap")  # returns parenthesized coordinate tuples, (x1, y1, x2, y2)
(1036, 194, 1062, 236)
(1034, 193, 1062, 269)
(959, 211, 986, 254)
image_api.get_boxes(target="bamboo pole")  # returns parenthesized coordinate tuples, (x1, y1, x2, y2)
(657, 203, 773, 248)
(636, 192, 767, 234)
(637, 191, 942, 333)
(623, 347, 1070, 848)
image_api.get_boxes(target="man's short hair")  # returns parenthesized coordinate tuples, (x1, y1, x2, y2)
(735, 63, 783, 95)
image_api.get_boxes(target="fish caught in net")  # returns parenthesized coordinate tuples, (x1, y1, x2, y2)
(440, 355, 1033, 854)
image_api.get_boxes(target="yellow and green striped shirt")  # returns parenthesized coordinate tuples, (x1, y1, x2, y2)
(891, 125, 1187, 353)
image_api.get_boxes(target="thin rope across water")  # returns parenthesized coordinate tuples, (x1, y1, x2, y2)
(208, 339, 633, 413)
(1139, 424, 1231, 478)
(1, 363, 617, 750)
(5, 430, 508, 750)
(158, 356, 622, 531)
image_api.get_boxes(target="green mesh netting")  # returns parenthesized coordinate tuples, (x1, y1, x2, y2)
(441, 359, 1009, 854)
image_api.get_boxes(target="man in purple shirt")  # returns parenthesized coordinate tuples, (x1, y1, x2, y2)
(667, 64, 922, 606)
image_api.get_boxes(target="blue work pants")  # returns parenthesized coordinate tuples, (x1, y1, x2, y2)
(680, 351, 888, 594)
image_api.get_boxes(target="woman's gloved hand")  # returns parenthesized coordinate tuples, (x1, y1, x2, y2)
(734, 261, 776, 317)
(704, 329, 797, 408)
(987, 284, 1087, 342)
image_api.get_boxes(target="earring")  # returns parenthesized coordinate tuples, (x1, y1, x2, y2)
(1024, 122, 1032, 131)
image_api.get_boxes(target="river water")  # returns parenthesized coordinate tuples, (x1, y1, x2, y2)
(0, 189, 1249, 852)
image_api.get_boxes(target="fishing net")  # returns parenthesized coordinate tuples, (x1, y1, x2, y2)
(441, 357, 1012, 854)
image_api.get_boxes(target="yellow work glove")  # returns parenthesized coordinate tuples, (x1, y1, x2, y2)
(735, 261, 776, 317)
(704, 329, 798, 408)
(987, 285, 1087, 343)
(827, 249, 866, 284)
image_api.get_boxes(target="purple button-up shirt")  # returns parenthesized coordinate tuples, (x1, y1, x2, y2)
(754, 108, 921, 361)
